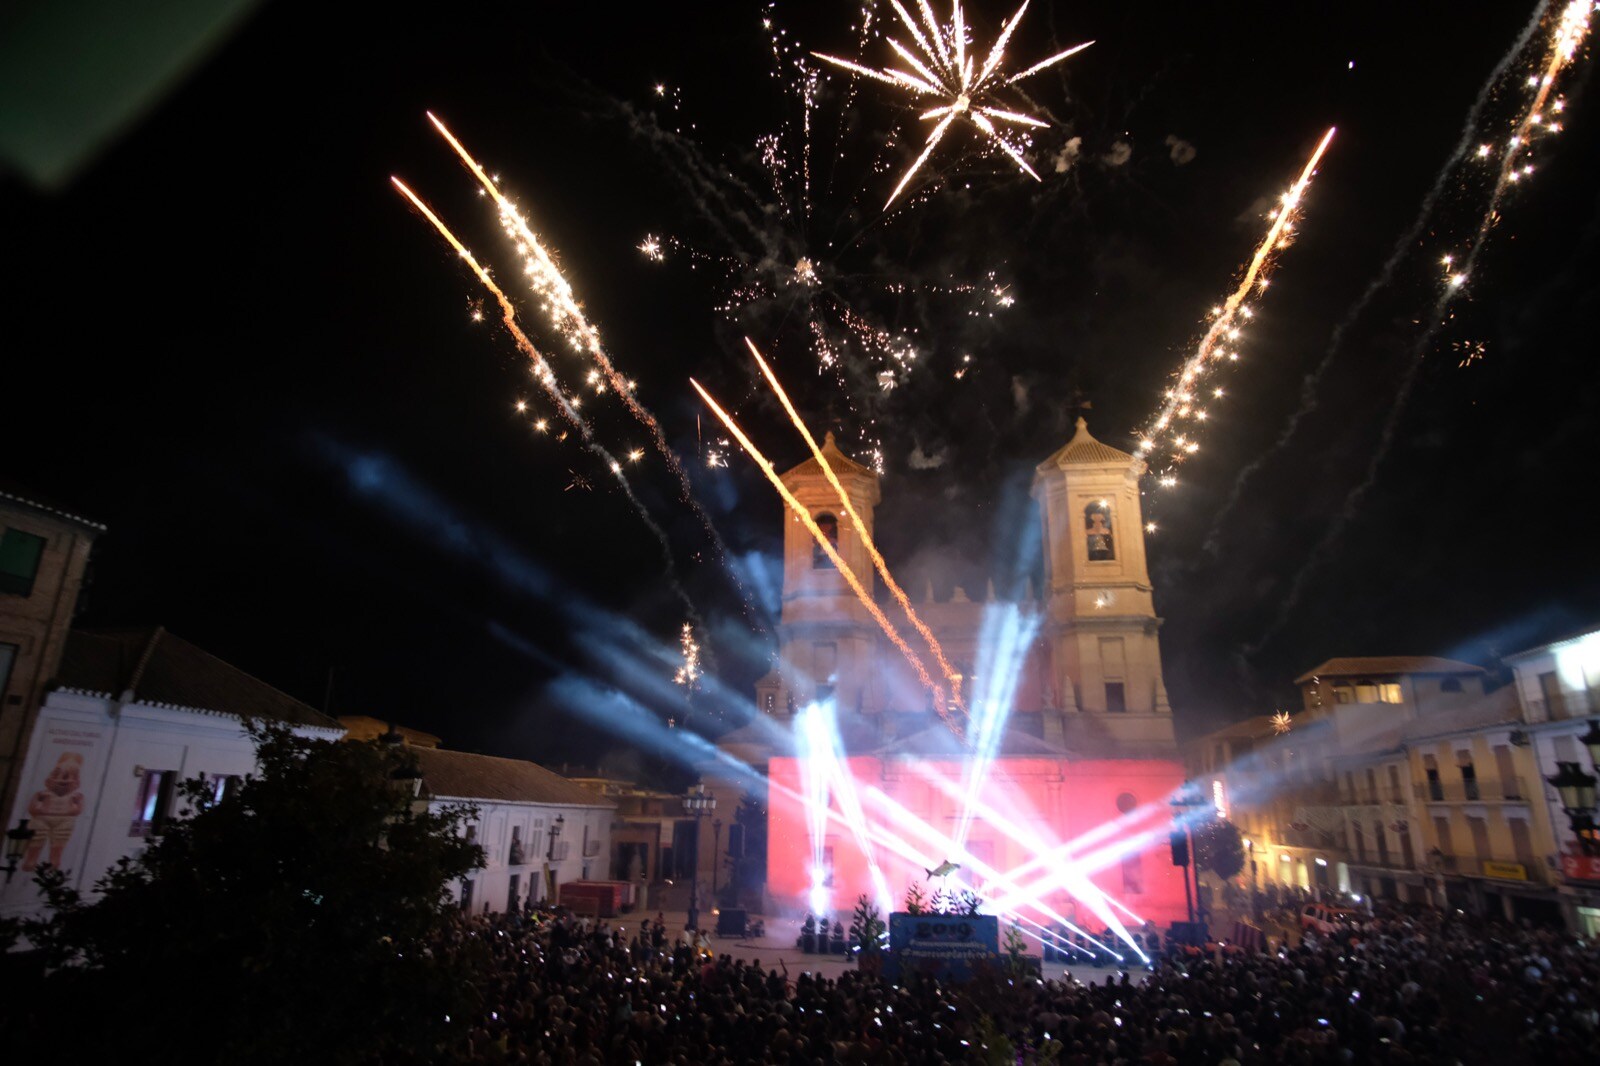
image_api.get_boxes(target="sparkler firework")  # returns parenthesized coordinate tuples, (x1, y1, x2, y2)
(425, 115, 730, 531)
(1136, 127, 1337, 487)
(1244, 0, 1595, 654)
(390, 177, 704, 629)
(815, 1, 1093, 207)
(689, 378, 954, 718)
(745, 337, 968, 723)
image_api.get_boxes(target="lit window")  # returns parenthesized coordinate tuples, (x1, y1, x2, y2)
(129, 769, 176, 837)
(1380, 683, 1403, 704)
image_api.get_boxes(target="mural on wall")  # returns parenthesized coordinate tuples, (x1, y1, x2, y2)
(21, 723, 104, 872)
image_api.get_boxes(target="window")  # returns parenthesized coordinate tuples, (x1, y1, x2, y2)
(1084, 501, 1115, 561)
(1379, 683, 1403, 704)
(0, 642, 17, 704)
(210, 774, 242, 805)
(508, 873, 521, 912)
(1355, 683, 1379, 704)
(812, 513, 839, 568)
(509, 825, 526, 866)
(130, 769, 176, 837)
(1105, 681, 1126, 713)
(1333, 685, 1355, 704)
(460, 879, 475, 912)
(1539, 671, 1565, 716)
(1374, 823, 1389, 866)
(1458, 755, 1479, 801)
(0, 528, 47, 597)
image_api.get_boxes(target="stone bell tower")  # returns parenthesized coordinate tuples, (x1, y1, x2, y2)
(753, 433, 884, 722)
(1031, 418, 1174, 756)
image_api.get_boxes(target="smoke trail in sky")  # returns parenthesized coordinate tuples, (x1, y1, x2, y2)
(1200, 1, 1552, 561)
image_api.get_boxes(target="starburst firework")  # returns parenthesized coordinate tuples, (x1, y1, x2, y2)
(815, 0, 1092, 206)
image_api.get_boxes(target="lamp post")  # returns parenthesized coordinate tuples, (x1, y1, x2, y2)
(682, 782, 717, 934)
(711, 818, 724, 898)
(1169, 784, 1206, 934)
(4, 818, 35, 884)
(547, 814, 565, 860)
(1546, 760, 1599, 857)
(1244, 838, 1259, 918)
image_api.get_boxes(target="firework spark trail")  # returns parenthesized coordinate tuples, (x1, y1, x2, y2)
(391, 177, 703, 628)
(1201, 1, 1553, 559)
(690, 378, 953, 717)
(424, 115, 751, 591)
(1137, 128, 1336, 482)
(1245, 1, 1594, 656)
(745, 337, 968, 722)
(815, 0, 1093, 207)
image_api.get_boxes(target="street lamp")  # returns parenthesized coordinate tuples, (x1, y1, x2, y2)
(4, 819, 36, 884)
(1546, 761, 1599, 856)
(1579, 719, 1600, 770)
(681, 782, 717, 934)
(547, 814, 565, 860)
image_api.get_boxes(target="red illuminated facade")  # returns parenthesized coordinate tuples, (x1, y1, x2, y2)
(714, 421, 1190, 926)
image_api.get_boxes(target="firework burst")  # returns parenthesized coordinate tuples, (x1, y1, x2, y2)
(815, 0, 1092, 207)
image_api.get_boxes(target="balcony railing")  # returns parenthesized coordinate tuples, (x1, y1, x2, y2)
(1527, 686, 1600, 720)
(547, 842, 570, 862)
(1415, 777, 1527, 804)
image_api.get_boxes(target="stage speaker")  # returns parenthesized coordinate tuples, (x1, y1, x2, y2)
(1169, 831, 1189, 867)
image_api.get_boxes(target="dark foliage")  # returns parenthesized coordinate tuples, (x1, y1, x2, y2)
(10, 724, 484, 1063)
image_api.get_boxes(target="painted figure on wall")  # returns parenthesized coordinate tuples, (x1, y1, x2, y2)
(24, 751, 86, 870)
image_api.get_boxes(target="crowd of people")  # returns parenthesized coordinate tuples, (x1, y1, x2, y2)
(441, 900, 1600, 1064)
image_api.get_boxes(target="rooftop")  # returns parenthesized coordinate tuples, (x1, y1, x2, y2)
(56, 627, 340, 729)
(1294, 656, 1485, 685)
(781, 431, 877, 483)
(1037, 418, 1136, 470)
(412, 747, 613, 808)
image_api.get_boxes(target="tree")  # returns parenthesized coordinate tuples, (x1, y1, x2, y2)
(11, 724, 484, 1063)
(1193, 817, 1246, 881)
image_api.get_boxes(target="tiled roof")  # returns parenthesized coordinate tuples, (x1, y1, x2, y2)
(412, 747, 613, 808)
(1038, 418, 1135, 469)
(56, 627, 340, 729)
(782, 431, 876, 482)
(1294, 656, 1484, 684)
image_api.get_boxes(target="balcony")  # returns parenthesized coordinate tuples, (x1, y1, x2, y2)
(1528, 687, 1600, 719)
(583, 840, 601, 858)
(1415, 777, 1528, 804)
(547, 842, 570, 862)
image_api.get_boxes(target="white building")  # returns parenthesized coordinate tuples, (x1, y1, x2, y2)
(1504, 627, 1600, 935)
(2, 626, 343, 917)
(411, 746, 615, 915)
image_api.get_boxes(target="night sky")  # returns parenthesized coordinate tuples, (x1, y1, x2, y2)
(4, 1, 1598, 771)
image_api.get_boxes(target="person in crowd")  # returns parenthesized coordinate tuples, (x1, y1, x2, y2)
(438, 898, 1599, 1064)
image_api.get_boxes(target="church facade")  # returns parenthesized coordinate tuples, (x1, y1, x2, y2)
(715, 420, 1189, 927)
